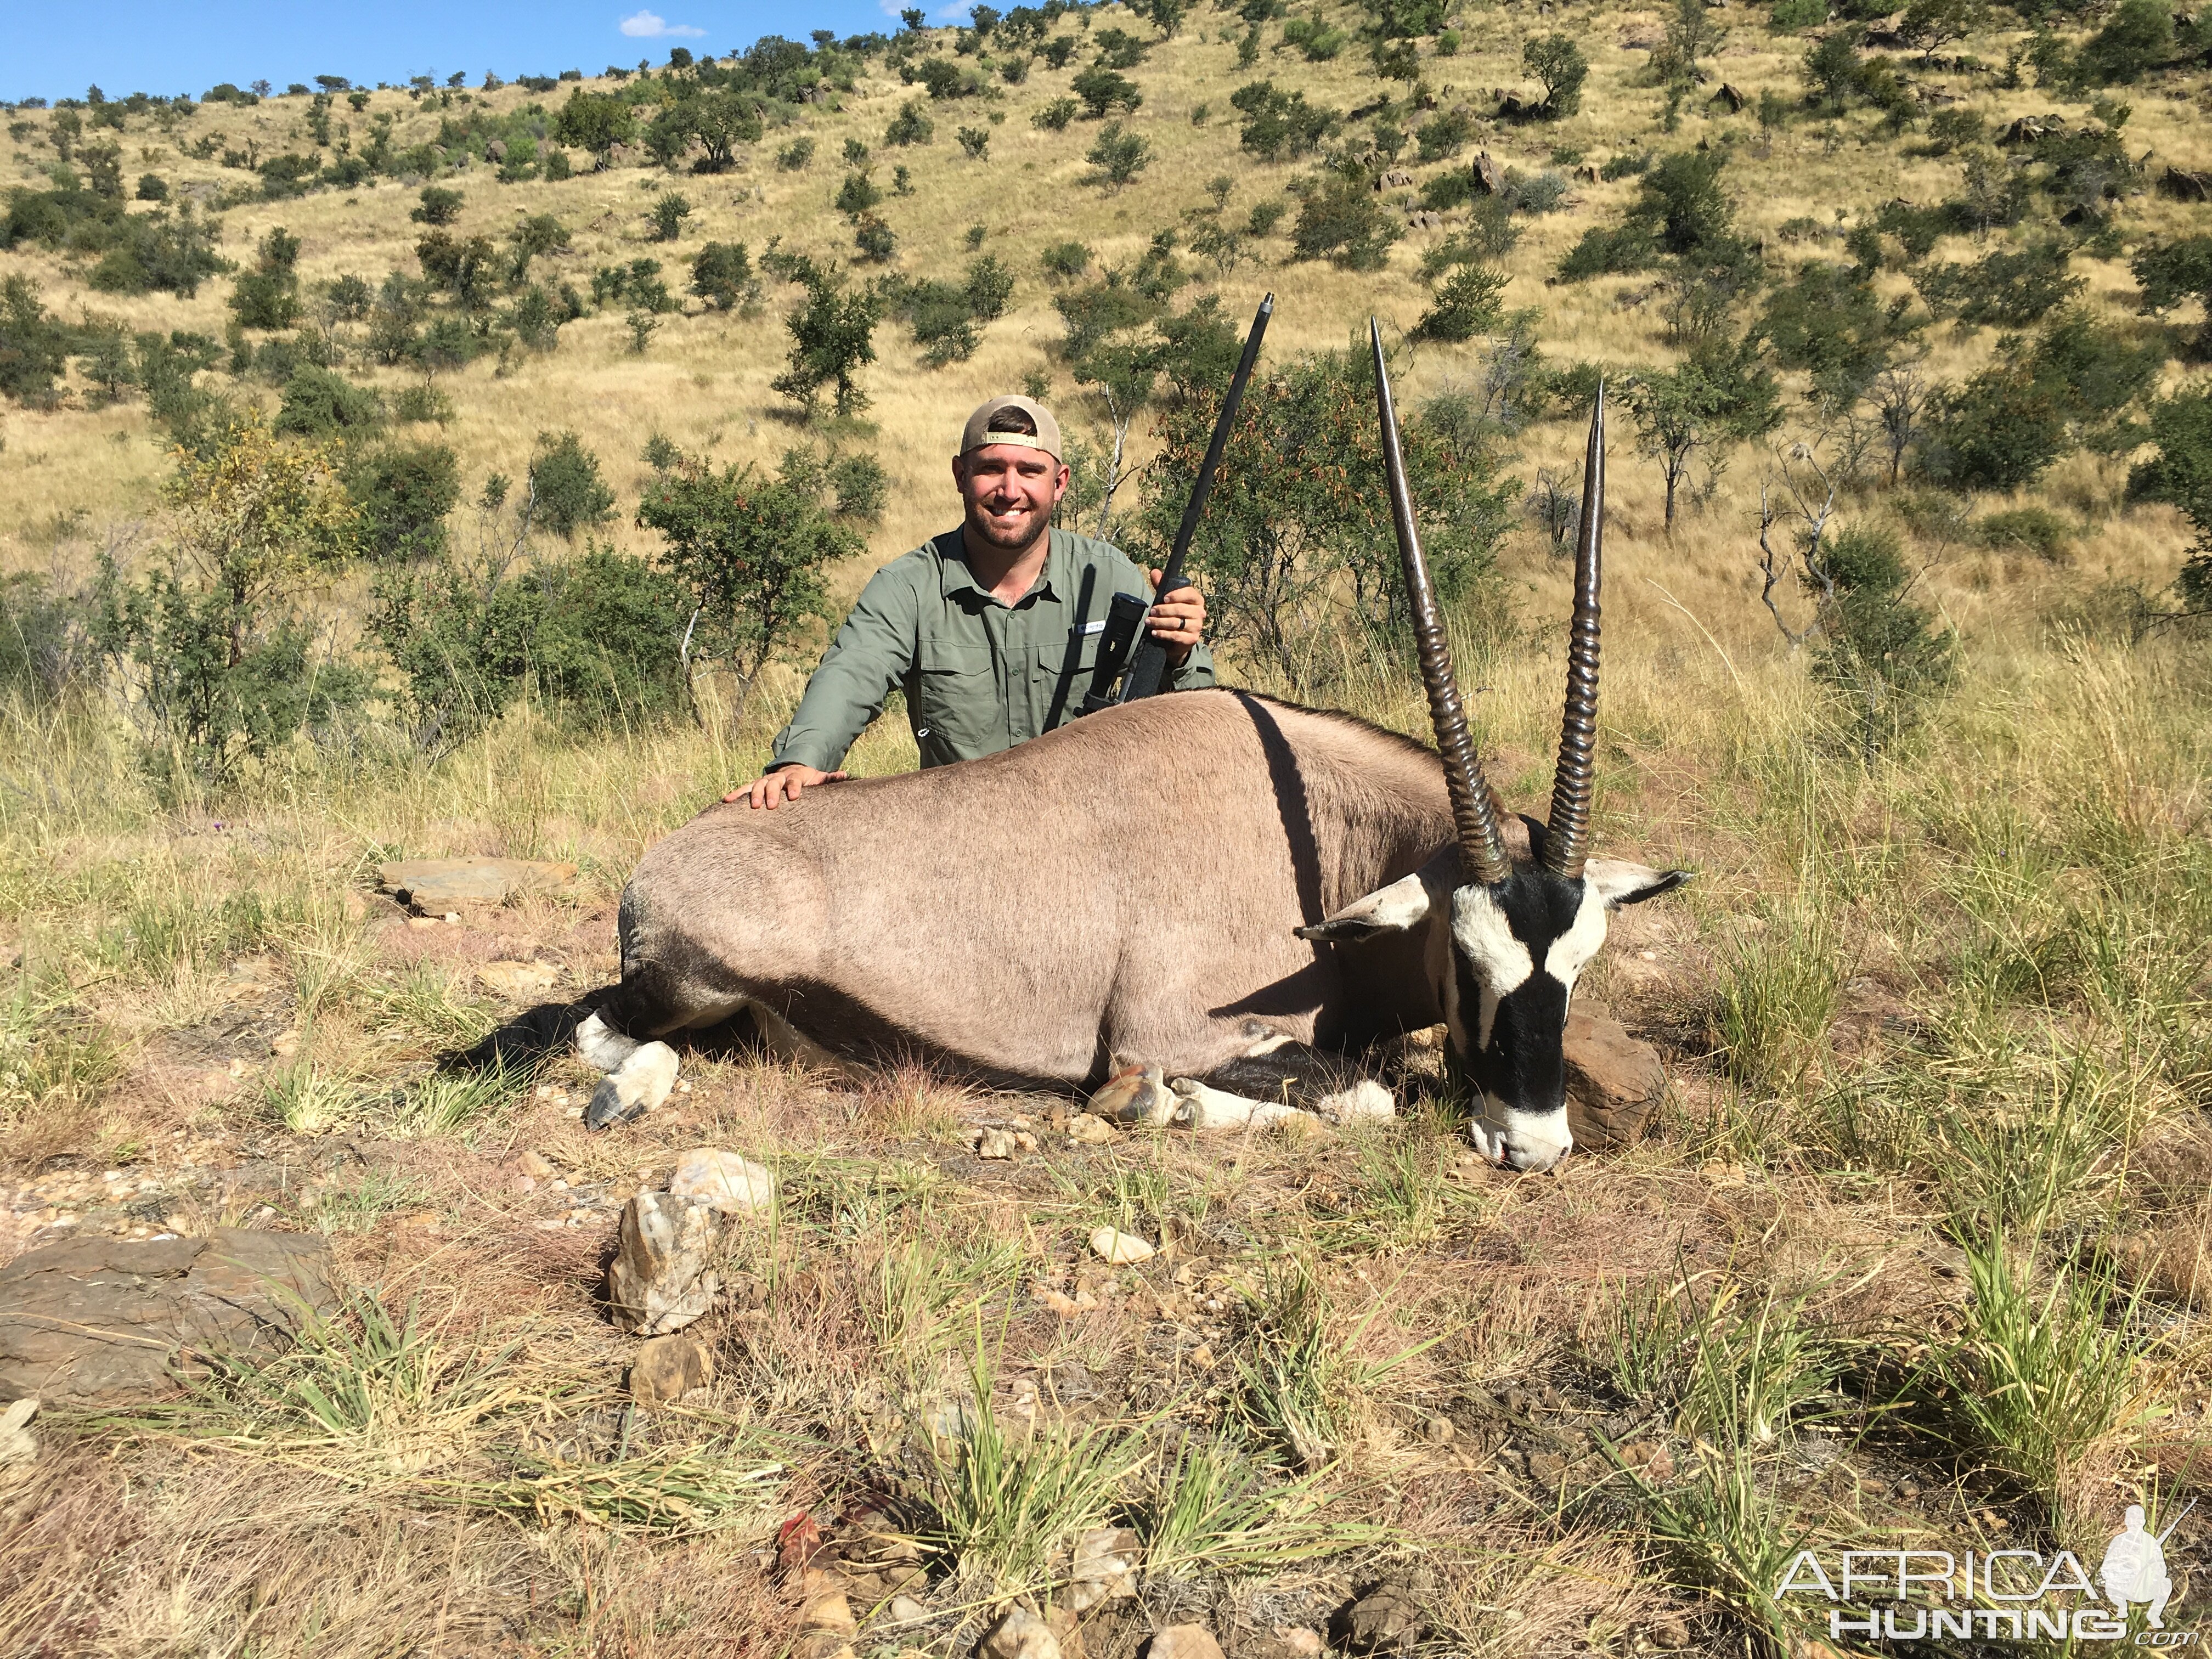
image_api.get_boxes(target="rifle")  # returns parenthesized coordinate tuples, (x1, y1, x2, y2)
(1081, 291, 1273, 713)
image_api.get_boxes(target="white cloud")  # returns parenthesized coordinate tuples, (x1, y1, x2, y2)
(619, 9, 706, 37)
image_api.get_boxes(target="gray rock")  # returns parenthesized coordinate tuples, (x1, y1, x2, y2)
(606, 1193, 723, 1336)
(0, 1229, 338, 1405)
(1336, 1582, 1427, 1654)
(1067, 1523, 1141, 1611)
(377, 856, 577, 910)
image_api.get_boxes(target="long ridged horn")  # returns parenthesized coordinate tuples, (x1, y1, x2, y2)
(1542, 383, 1606, 878)
(1371, 319, 1509, 886)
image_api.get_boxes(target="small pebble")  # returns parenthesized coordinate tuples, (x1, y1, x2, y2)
(1090, 1227, 1155, 1265)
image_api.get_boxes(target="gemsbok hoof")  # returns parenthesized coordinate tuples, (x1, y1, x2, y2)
(585, 1041, 680, 1130)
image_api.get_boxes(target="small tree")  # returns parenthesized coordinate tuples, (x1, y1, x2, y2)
(411, 185, 464, 225)
(648, 191, 693, 241)
(552, 89, 636, 165)
(1082, 122, 1151, 190)
(1072, 66, 1143, 117)
(1523, 35, 1590, 116)
(691, 241, 760, 311)
(1628, 341, 1782, 528)
(229, 227, 301, 330)
(1412, 263, 1509, 343)
(957, 125, 991, 159)
(2132, 235, 2212, 355)
(772, 268, 884, 418)
(347, 439, 460, 561)
(528, 431, 616, 537)
(89, 414, 365, 785)
(637, 456, 861, 715)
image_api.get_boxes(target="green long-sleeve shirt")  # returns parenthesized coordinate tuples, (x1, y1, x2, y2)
(769, 527, 1216, 773)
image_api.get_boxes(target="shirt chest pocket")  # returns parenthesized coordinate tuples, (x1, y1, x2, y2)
(911, 640, 997, 759)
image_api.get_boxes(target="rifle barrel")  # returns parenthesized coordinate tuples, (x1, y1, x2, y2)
(1116, 291, 1273, 704)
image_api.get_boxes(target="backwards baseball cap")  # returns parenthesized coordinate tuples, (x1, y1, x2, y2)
(960, 394, 1063, 461)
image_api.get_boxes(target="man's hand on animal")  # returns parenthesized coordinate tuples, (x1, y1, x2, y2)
(730, 765, 846, 810)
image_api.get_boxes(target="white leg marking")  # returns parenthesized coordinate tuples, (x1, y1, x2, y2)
(575, 1011, 640, 1074)
(586, 1040, 680, 1129)
(1316, 1079, 1396, 1125)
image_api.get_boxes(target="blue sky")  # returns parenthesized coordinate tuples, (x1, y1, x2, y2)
(2, 1, 952, 106)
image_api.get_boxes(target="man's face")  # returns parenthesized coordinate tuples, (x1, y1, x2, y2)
(953, 442, 1069, 552)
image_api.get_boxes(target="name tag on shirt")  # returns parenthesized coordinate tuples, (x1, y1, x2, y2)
(1080, 619, 1108, 635)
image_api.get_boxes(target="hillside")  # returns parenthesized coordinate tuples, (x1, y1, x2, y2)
(2, 4, 2211, 1656)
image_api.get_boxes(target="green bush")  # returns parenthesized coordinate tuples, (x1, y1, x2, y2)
(527, 431, 616, 538)
(1071, 66, 1143, 116)
(1289, 176, 1400, 270)
(347, 441, 460, 561)
(1810, 521, 1957, 755)
(0, 573, 89, 703)
(0, 276, 71, 404)
(1082, 122, 1151, 190)
(1523, 35, 1590, 116)
(829, 453, 889, 521)
(886, 99, 936, 144)
(1758, 259, 1918, 406)
(274, 364, 382, 436)
(1033, 97, 1080, 131)
(691, 242, 760, 311)
(637, 458, 861, 707)
(371, 541, 690, 751)
(1411, 263, 1508, 343)
(1041, 240, 1092, 279)
(1914, 240, 2082, 327)
(229, 228, 302, 330)
(777, 137, 816, 170)
(2073, 0, 2173, 84)
(1231, 80, 1338, 160)
(1920, 310, 2159, 490)
(853, 213, 898, 262)
(411, 186, 464, 225)
(1977, 506, 2073, 561)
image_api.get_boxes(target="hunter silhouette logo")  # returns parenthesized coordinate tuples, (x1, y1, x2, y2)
(2105, 1504, 2187, 1629)
(1776, 1502, 2194, 1645)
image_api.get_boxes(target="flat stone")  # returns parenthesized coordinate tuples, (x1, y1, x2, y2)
(1335, 1582, 1427, 1654)
(1561, 1003, 1666, 1149)
(1148, 1628, 1224, 1659)
(586, 1041, 680, 1130)
(1067, 1524, 1141, 1611)
(1066, 1114, 1115, 1144)
(377, 856, 577, 910)
(606, 1193, 723, 1336)
(1088, 1227, 1154, 1265)
(477, 960, 561, 1000)
(668, 1149, 776, 1214)
(0, 1229, 338, 1405)
(975, 1605, 1060, 1659)
(0, 1397, 38, 1466)
(975, 1127, 1018, 1160)
(629, 1331, 715, 1405)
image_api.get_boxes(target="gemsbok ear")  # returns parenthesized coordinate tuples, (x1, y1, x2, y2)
(1584, 860, 1691, 908)
(1297, 871, 1433, 941)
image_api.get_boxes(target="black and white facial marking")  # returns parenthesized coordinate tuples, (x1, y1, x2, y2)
(1303, 855, 1686, 1172)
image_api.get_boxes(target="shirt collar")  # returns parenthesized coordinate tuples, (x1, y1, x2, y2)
(937, 527, 1065, 606)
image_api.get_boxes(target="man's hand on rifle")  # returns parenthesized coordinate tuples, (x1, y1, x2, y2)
(1147, 569, 1206, 665)
(729, 765, 847, 810)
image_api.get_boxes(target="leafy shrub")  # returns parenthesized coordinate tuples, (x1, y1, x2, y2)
(1033, 97, 1080, 131)
(1246, 200, 1287, 238)
(89, 417, 366, 785)
(1811, 521, 1957, 755)
(1914, 240, 2082, 327)
(411, 185, 463, 224)
(1412, 264, 1508, 342)
(830, 453, 889, 520)
(1231, 80, 1338, 159)
(1041, 240, 1092, 279)
(777, 137, 816, 170)
(1558, 150, 1749, 280)
(1523, 35, 1590, 116)
(527, 431, 616, 538)
(1291, 174, 1401, 270)
(958, 125, 991, 159)
(274, 365, 381, 436)
(966, 254, 1014, 321)
(1977, 506, 2073, 561)
(836, 171, 882, 216)
(1072, 67, 1143, 116)
(853, 213, 898, 262)
(1082, 122, 1151, 190)
(229, 227, 302, 330)
(2073, 0, 2173, 85)
(648, 191, 692, 241)
(0, 573, 90, 703)
(1758, 260, 1918, 406)
(636, 458, 861, 708)
(0, 276, 71, 404)
(1920, 310, 2160, 489)
(347, 441, 460, 561)
(391, 383, 455, 424)
(886, 100, 935, 144)
(372, 541, 690, 750)
(691, 242, 760, 311)
(1415, 107, 1473, 162)
(1280, 15, 1347, 58)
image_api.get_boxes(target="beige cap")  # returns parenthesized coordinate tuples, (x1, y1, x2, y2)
(960, 394, 1063, 461)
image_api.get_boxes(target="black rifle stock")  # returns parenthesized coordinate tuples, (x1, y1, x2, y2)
(1087, 292, 1273, 711)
